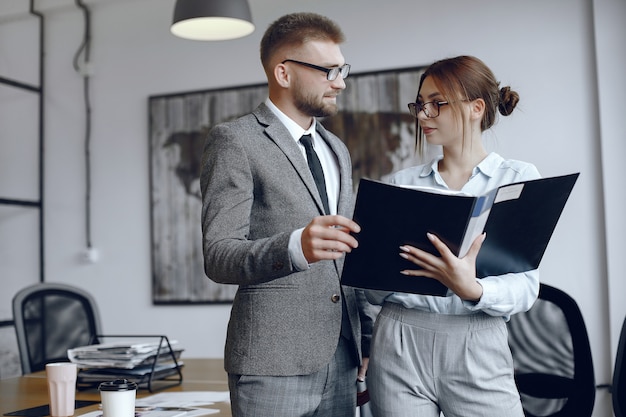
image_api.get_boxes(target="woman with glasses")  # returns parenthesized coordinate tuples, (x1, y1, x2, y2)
(365, 55, 540, 417)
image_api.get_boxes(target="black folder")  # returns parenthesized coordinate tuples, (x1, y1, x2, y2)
(341, 173, 579, 296)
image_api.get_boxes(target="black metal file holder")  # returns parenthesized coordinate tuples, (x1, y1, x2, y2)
(76, 334, 183, 392)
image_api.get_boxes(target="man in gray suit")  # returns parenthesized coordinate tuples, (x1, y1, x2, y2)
(200, 12, 375, 417)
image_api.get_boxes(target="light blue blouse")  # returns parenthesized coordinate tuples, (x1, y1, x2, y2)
(365, 152, 542, 321)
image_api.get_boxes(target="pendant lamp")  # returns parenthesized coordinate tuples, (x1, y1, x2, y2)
(171, 0, 255, 41)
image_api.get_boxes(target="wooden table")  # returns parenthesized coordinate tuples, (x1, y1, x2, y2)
(0, 358, 231, 416)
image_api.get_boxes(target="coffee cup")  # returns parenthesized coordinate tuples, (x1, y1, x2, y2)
(45, 362, 77, 417)
(98, 379, 138, 417)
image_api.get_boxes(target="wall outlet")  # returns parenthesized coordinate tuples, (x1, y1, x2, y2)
(81, 248, 99, 264)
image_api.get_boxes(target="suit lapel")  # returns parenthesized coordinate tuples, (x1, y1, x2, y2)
(254, 105, 328, 215)
(254, 105, 351, 280)
(317, 124, 352, 217)
(315, 125, 352, 278)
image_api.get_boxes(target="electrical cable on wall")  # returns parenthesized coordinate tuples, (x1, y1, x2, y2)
(73, 0, 94, 254)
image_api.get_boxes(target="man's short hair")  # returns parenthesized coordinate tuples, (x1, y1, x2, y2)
(260, 12, 345, 70)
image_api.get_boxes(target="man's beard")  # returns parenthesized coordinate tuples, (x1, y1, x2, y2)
(293, 85, 339, 118)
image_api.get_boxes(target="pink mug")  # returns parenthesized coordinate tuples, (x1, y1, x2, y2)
(45, 363, 77, 417)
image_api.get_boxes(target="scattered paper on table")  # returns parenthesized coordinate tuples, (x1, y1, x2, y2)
(77, 391, 228, 416)
(136, 391, 230, 407)
(77, 407, 219, 417)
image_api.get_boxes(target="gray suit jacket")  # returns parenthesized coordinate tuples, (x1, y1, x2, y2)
(200, 103, 373, 376)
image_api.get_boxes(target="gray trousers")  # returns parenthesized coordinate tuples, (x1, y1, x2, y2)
(367, 303, 524, 417)
(228, 336, 358, 417)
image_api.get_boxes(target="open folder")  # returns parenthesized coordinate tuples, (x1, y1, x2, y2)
(341, 173, 579, 296)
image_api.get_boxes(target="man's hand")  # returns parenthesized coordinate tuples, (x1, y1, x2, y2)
(358, 357, 369, 382)
(301, 215, 360, 263)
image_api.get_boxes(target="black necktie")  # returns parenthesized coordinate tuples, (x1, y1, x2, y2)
(300, 134, 330, 215)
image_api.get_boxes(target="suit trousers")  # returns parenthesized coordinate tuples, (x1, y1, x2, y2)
(228, 335, 358, 417)
(368, 302, 524, 417)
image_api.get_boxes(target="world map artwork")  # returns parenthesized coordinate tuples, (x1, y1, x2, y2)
(149, 66, 428, 303)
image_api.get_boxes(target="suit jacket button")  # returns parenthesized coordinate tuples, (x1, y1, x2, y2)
(331, 294, 341, 303)
(272, 261, 284, 271)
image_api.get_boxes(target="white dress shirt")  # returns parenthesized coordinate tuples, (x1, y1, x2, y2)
(365, 152, 542, 320)
(264, 99, 340, 270)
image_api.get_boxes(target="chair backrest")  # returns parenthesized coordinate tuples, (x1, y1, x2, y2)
(12, 282, 102, 374)
(614, 315, 626, 417)
(507, 283, 595, 417)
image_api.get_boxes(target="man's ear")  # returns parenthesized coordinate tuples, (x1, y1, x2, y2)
(274, 63, 290, 88)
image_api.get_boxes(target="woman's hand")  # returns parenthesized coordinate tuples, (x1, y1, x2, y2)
(399, 232, 486, 301)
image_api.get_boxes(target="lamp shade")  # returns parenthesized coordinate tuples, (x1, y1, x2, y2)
(171, 0, 255, 41)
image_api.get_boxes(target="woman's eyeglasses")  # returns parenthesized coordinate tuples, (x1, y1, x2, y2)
(407, 101, 449, 119)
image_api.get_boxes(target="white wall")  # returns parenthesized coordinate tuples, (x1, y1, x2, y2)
(594, 0, 626, 373)
(1, 0, 624, 415)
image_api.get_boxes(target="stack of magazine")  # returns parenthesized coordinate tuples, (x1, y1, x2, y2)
(68, 335, 184, 391)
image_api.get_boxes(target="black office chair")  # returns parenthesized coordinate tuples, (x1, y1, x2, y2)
(507, 283, 595, 417)
(613, 315, 626, 417)
(12, 282, 102, 374)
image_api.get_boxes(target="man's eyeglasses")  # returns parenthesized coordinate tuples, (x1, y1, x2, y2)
(407, 101, 449, 119)
(282, 59, 351, 81)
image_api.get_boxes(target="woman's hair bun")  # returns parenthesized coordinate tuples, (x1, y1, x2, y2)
(498, 86, 519, 116)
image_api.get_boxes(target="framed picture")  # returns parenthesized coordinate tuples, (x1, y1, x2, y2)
(148, 65, 427, 304)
